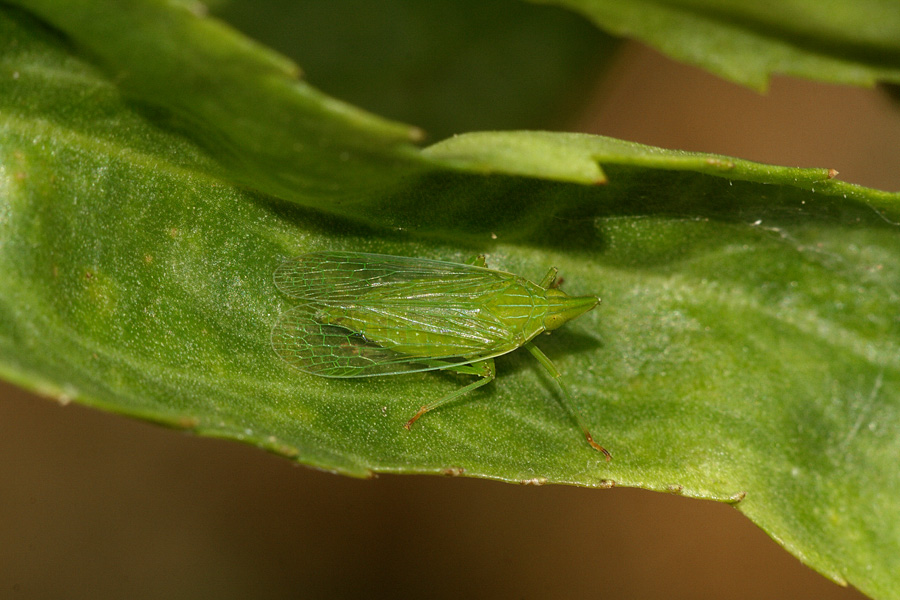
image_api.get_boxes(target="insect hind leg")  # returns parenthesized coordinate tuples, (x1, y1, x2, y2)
(404, 359, 496, 430)
(524, 342, 611, 460)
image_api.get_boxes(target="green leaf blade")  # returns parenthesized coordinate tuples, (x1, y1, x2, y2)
(2, 4, 900, 599)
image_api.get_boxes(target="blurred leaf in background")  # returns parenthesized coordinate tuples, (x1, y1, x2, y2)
(534, 0, 900, 89)
(210, 0, 619, 141)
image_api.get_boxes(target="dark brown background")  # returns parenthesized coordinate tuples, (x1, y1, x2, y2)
(2, 43, 896, 599)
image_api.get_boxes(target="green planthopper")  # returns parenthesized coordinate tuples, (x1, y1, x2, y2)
(271, 251, 610, 460)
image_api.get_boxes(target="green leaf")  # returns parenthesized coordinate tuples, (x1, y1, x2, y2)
(533, 0, 900, 89)
(5, 0, 431, 220)
(2, 4, 900, 600)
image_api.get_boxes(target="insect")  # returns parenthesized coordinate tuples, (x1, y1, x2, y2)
(271, 251, 610, 460)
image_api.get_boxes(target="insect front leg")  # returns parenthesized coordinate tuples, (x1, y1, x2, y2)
(466, 255, 488, 268)
(403, 359, 496, 430)
(538, 266, 560, 289)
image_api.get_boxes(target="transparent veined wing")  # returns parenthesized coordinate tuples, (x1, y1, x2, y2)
(274, 252, 507, 303)
(271, 302, 479, 377)
(271, 252, 539, 377)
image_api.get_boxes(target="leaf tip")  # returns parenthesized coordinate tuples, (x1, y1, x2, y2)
(408, 126, 427, 143)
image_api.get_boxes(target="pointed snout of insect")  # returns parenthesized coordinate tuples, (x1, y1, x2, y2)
(544, 293, 600, 331)
(562, 295, 601, 320)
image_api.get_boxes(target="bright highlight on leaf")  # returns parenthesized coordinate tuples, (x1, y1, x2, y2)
(272, 252, 610, 458)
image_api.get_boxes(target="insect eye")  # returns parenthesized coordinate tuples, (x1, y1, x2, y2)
(543, 313, 566, 331)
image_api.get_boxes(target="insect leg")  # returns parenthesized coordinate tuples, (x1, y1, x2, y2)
(403, 359, 496, 430)
(524, 343, 611, 460)
(466, 255, 488, 268)
(538, 267, 559, 289)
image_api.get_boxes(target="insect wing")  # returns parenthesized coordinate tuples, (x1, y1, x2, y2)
(271, 302, 471, 377)
(274, 252, 500, 303)
(272, 252, 522, 377)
